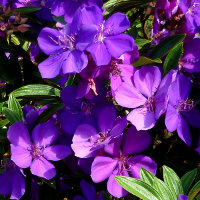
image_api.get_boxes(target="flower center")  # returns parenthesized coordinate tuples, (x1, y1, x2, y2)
(96, 23, 105, 43)
(81, 102, 93, 115)
(110, 60, 121, 77)
(176, 98, 195, 112)
(28, 144, 44, 159)
(187, 2, 200, 14)
(143, 97, 156, 112)
(58, 35, 75, 51)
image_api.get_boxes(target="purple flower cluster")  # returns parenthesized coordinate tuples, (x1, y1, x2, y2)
(1, 0, 200, 199)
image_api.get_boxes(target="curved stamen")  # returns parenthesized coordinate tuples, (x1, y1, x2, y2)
(177, 98, 195, 112)
(143, 97, 156, 112)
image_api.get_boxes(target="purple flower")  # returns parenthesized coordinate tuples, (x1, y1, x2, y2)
(165, 73, 200, 146)
(178, 194, 188, 200)
(38, 23, 97, 78)
(73, 179, 103, 200)
(51, 0, 103, 23)
(58, 86, 106, 135)
(114, 66, 171, 130)
(180, 38, 200, 73)
(71, 104, 127, 158)
(7, 121, 72, 180)
(0, 160, 25, 200)
(0, 0, 7, 7)
(91, 126, 157, 198)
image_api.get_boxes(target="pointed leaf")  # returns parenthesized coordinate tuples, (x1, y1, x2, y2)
(140, 168, 155, 186)
(181, 168, 198, 194)
(2, 107, 21, 124)
(133, 56, 162, 67)
(115, 176, 162, 200)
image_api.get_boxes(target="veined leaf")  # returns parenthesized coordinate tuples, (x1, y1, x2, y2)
(8, 94, 24, 122)
(163, 42, 183, 75)
(133, 56, 162, 67)
(2, 107, 21, 124)
(149, 34, 186, 59)
(188, 180, 200, 197)
(11, 84, 60, 98)
(11, 6, 41, 14)
(163, 165, 184, 199)
(181, 168, 198, 194)
(115, 176, 162, 200)
(140, 168, 155, 186)
(135, 39, 151, 50)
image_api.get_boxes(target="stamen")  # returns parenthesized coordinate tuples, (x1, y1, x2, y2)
(110, 60, 121, 77)
(143, 97, 155, 112)
(96, 23, 105, 43)
(177, 98, 195, 112)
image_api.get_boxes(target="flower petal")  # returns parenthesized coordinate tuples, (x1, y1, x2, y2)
(80, 179, 96, 200)
(127, 108, 156, 131)
(30, 157, 56, 180)
(7, 121, 31, 148)
(178, 194, 188, 200)
(62, 50, 88, 74)
(91, 156, 118, 183)
(10, 171, 25, 200)
(87, 42, 111, 66)
(177, 115, 191, 146)
(105, 34, 134, 59)
(0, 170, 12, 196)
(107, 169, 129, 198)
(32, 121, 58, 147)
(38, 27, 63, 55)
(104, 12, 130, 36)
(11, 144, 32, 168)
(134, 66, 161, 97)
(43, 145, 72, 161)
(165, 104, 178, 132)
(128, 155, 157, 179)
(123, 126, 152, 155)
(114, 82, 147, 108)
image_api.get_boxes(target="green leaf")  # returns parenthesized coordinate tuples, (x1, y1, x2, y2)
(11, 6, 41, 14)
(153, 177, 175, 200)
(0, 119, 9, 127)
(140, 168, 155, 186)
(11, 84, 60, 98)
(149, 34, 186, 59)
(115, 176, 162, 200)
(135, 39, 151, 50)
(8, 94, 24, 122)
(2, 107, 21, 124)
(163, 165, 184, 199)
(188, 185, 200, 200)
(34, 103, 64, 125)
(133, 56, 162, 67)
(163, 42, 183, 75)
(181, 168, 198, 194)
(188, 180, 200, 197)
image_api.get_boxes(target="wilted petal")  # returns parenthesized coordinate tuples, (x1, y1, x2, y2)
(10, 171, 25, 200)
(91, 156, 118, 182)
(7, 122, 31, 148)
(104, 12, 130, 36)
(165, 104, 178, 132)
(128, 155, 157, 179)
(107, 169, 129, 198)
(123, 126, 152, 155)
(98, 105, 116, 133)
(11, 144, 32, 168)
(177, 115, 191, 146)
(62, 50, 88, 74)
(87, 42, 111, 66)
(30, 157, 56, 180)
(32, 121, 58, 148)
(134, 66, 161, 97)
(43, 145, 72, 161)
(114, 83, 147, 108)
(105, 34, 134, 59)
(127, 108, 156, 131)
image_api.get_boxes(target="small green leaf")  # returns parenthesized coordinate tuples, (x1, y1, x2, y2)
(34, 103, 64, 125)
(163, 42, 183, 75)
(11, 84, 60, 98)
(11, 6, 41, 14)
(135, 39, 151, 50)
(149, 34, 186, 59)
(2, 107, 21, 124)
(188, 180, 200, 197)
(140, 168, 155, 186)
(133, 56, 162, 67)
(163, 165, 184, 199)
(0, 119, 9, 127)
(115, 176, 162, 200)
(181, 168, 198, 194)
(8, 94, 24, 122)
(153, 177, 175, 200)
(188, 185, 200, 200)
